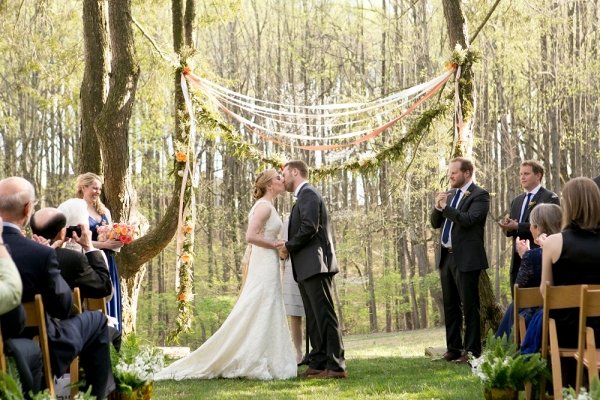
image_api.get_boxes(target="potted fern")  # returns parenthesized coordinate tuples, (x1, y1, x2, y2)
(471, 330, 549, 400)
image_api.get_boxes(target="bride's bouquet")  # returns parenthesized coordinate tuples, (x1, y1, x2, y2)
(97, 222, 136, 244)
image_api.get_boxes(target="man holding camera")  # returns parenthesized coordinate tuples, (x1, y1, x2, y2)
(30, 208, 112, 300)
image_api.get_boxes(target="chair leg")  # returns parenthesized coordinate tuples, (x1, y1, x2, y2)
(70, 356, 79, 399)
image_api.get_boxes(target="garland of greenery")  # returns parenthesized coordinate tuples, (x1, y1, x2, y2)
(168, 72, 197, 344)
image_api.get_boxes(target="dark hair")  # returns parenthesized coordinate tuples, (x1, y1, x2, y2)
(449, 157, 474, 175)
(284, 160, 309, 178)
(30, 212, 67, 240)
(521, 160, 544, 179)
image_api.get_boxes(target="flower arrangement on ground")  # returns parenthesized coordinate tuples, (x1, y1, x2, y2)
(562, 377, 600, 399)
(97, 222, 136, 244)
(110, 334, 164, 400)
(471, 330, 549, 399)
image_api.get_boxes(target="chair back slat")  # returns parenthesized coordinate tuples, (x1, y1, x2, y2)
(575, 289, 600, 394)
(514, 284, 543, 346)
(22, 295, 55, 396)
(0, 320, 6, 373)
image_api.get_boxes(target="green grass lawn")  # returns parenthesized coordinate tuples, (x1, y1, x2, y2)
(152, 328, 499, 399)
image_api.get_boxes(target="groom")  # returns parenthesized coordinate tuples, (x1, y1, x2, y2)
(278, 160, 347, 379)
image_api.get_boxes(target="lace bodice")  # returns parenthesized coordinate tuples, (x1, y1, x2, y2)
(249, 199, 283, 241)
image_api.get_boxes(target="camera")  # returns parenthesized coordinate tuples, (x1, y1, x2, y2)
(66, 225, 82, 237)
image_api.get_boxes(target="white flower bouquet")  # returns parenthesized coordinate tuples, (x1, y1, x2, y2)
(110, 334, 164, 399)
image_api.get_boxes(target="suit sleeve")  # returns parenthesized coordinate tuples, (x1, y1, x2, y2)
(515, 191, 560, 239)
(43, 250, 73, 320)
(505, 197, 518, 238)
(430, 207, 444, 229)
(442, 189, 490, 228)
(74, 251, 112, 299)
(285, 190, 320, 253)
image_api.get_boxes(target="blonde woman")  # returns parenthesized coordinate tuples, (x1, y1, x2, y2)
(155, 169, 296, 381)
(75, 173, 123, 332)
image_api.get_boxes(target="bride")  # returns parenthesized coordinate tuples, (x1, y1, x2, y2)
(155, 169, 297, 380)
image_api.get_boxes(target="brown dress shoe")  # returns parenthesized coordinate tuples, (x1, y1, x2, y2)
(432, 352, 461, 362)
(325, 370, 348, 379)
(299, 367, 324, 377)
(450, 355, 469, 364)
(308, 369, 348, 379)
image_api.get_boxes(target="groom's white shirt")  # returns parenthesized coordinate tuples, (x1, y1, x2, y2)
(294, 181, 308, 197)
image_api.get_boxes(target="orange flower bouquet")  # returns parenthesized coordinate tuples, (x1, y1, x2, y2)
(97, 222, 136, 244)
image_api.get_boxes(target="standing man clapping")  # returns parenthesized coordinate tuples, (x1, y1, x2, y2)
(431, 158, 490, 364)
(498, 160, 559, 297)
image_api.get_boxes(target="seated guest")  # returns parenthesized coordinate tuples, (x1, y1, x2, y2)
(31, 207, 121, 351)
(30, 207, 112, 300)
(541, 177, 600, 348)
(57, 199, 94, 254)
(0, 177, 115, 399)
(0, 221, 42, 397)
(495, 204, 562, 338)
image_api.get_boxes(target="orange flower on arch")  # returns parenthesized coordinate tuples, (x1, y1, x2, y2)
(179, 293, 187, 301)
(184, 225, 194, 234)
(176, 152, 188, 162)
(181, 253, 192, 263)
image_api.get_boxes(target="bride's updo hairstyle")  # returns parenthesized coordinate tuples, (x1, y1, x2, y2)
(252, 169, 278, 200)
(75, 172, 107, 215)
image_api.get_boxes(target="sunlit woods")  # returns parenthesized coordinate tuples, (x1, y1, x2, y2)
(1, 0, 599, 345)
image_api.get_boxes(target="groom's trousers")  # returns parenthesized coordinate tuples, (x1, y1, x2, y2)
(298, 274, 346, 372)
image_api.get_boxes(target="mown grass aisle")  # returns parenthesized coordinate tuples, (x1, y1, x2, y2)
(153, 328, 492, 399)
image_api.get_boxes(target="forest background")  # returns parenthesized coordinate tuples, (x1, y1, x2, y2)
(1, 0, 599, 349)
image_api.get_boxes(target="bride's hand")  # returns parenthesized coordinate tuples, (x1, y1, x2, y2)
(97, 240, 124, 250)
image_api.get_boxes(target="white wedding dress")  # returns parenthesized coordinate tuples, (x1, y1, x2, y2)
(155, 200, 297, 380)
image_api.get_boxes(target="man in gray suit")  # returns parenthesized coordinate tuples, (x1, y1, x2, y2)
(498, 160, 559, 296)
(431, 157, 490, 364)
(278, 160, 346, 379)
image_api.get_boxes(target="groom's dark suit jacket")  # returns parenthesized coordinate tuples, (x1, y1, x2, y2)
(504, 187, 559, 276)
(430, 183, 490, 272)
(287, 184, 338, 281)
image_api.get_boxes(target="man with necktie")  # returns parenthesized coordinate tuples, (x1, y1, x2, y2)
(498, 160, 559, 297)
(431, 158, 490, 364)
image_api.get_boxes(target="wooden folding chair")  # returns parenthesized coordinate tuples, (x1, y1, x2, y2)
(0, 320, 6, 373)
(84, 295, 109, 315)
(22, 295, 54, 396)
(514, 284, 544, 346)
(513, 284, 544, 400)
(69, 288, 82, 399)
(575, 288, 600, 395)
(540, 283, 600, 399)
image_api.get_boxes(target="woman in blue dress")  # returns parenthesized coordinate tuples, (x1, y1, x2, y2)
(76, 173, 124, 332)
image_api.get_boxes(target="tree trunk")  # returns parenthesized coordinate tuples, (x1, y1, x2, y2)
(442, 0, 503, 333)
(80, 0, 190, 333)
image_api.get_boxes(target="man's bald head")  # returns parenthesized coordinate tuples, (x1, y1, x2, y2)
(0, 177, 37, 225)
(31, 208, 67, 241)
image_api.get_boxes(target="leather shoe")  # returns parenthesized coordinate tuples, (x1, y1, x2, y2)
(299, 367, 323, 377)
(451, 355, 469, 364)
(432, 352, 461, 362)
(308, 369, 348, 379)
